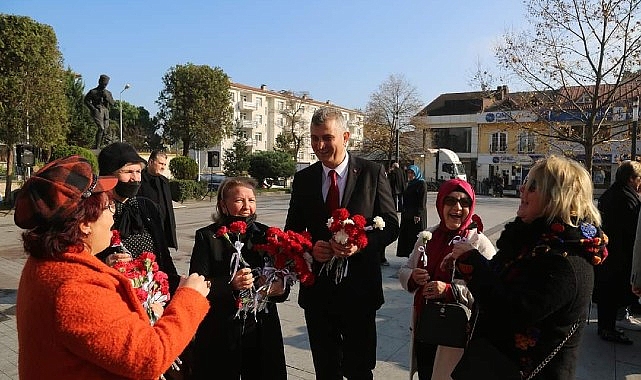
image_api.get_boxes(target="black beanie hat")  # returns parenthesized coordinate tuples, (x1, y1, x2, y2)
(98, 142, 146, 175)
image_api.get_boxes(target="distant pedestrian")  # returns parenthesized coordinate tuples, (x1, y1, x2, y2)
(389, 162, 406, 212)
(596, 160, 641, 343)
(396, 165, 428, 258)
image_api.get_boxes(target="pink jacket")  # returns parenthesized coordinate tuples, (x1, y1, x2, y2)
(17, 250, 209, 380)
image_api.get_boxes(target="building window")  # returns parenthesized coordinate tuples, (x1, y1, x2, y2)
(240, 112, 247, 120)
(518, 132, 535, 153)
(430, 127, 472, 153)
(490, 132, 507, 153)
(254, 132, 262, 142)
(278, 101, 284, 111)
(256, 98, 262, 108)
(242, 94, 248, 102)
(256, 115, 263, 124)
(278, 118, 284, 126)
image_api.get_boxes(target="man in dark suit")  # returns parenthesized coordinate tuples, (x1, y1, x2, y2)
(138, 150, 178, 249)
(285, 107, 399, 380)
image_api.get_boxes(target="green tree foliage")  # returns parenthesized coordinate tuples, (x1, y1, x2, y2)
(274, 132, 298, 159)
(169, 155, 199, 180)
(0, 14, 68, 202)
(64, 68, 95, 148)
(223, 120, 252, 176)
(157, 63, 233, 156)
(51, 145, 98, 172)
(248, 150, 296, 184)
(108, 101, 153, 150)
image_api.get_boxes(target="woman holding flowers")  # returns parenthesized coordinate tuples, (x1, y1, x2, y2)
(189, 177, 288, 380)
(14, 156, 210, 380)
(444, 156, 608, 379)
(398, 178, 496, 380)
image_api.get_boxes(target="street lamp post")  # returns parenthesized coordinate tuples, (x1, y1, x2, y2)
(394, 111, 400, 164)
(119, 83, 131, 142)
(632, 96, 639, 161)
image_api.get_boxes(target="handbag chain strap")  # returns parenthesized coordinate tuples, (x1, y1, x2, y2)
(523, 319, 581, 380)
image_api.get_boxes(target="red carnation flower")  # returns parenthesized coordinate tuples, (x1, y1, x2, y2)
(352, 214, 366, 228)
(216, 226, 229, 237)
(111, 230, 122, 246)
(229, 221, 247, 234)
(551, 223, 565, 233)
(332, 208, 350, 221)
(471, 214, 484, 233)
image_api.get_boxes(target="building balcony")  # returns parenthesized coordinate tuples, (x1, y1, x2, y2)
(239, 101, 257, 110)
(242, 120, 257, 129)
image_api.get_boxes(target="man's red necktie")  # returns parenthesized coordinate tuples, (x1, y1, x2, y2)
(326, 169, 340, 214)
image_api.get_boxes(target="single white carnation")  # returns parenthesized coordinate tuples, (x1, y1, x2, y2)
(418, 230, 432, 242)
(372, 216, 385, 230)
(326, 217, 334, 228)
(342, 218, 355, 225)
(334, 230, 350, 245)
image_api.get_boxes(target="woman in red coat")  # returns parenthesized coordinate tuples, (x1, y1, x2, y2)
(14, 155, 211, 380)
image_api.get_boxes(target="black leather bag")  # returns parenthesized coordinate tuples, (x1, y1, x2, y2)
(415, 300, 471, 348)
(451, 337, 521, 380)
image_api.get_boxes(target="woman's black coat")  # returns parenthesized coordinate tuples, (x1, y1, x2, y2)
(188, 220, 288, 380)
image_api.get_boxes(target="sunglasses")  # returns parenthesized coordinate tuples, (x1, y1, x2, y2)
(443, 196, 472, 208)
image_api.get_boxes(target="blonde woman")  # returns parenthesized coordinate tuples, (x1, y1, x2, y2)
(445, 156, 608, 379)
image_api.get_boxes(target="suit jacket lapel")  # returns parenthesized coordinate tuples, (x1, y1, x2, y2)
(342, 156, 360, 208)
(310, 162, 325, 206)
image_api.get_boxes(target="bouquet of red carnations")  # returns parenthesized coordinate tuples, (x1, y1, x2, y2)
(255, 227, 315, 285)
(323, 208, 385, 284)
(112, 251, 170, 325)
(253, 227, 314, 312)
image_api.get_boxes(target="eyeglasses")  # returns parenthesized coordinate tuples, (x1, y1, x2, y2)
(104, 201, 116, 214)
(443, 196, 472, 208)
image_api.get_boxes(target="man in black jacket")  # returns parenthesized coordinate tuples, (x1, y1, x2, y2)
(138, 150, 177, 249)
(285, 107, 399, 380)
(596, 160, 641, 344)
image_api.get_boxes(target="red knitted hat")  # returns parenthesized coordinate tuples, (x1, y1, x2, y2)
(14, 155, 118, 229)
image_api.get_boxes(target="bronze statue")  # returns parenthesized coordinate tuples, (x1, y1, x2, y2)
(84, 74, 115, 149)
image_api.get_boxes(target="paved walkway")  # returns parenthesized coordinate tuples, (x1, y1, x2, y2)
(0, 194, 640, 379)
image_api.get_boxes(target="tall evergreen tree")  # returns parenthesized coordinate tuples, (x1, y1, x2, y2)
(0, 14, 68, 202)
(157, 63, 233, 155)
(223, 120, 252, 176)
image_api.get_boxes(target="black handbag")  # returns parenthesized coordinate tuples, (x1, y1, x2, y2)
(451, 320, 581, 380)
(450, 337, 521, 380)
(414, 285, 472, 348)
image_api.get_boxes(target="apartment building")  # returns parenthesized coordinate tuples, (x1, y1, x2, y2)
(192, 83, 364, 173)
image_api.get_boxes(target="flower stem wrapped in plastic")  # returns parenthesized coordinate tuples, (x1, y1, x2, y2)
(254, 227, 314, 312)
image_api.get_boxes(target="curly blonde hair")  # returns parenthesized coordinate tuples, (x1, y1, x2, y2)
(523, 155, 601, 226)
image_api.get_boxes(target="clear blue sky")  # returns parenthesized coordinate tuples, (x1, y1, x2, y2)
(3, 0, 526, 116)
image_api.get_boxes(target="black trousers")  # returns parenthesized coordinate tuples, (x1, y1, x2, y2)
(304, 308, 377, 380)
(415, 341, 438, 380)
